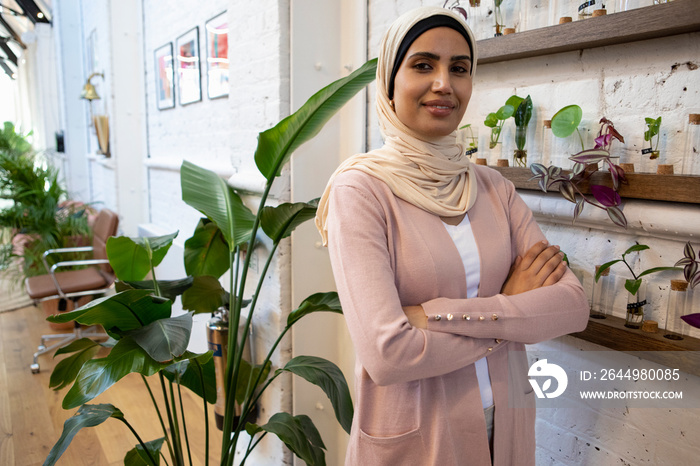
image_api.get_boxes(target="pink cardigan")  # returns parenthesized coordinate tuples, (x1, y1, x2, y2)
(326, 165, 589, 465)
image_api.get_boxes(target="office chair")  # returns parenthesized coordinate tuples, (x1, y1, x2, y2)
(25, 208, 119, 373)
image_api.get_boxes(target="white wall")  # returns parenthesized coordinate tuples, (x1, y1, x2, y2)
(368, 1, 700, 465)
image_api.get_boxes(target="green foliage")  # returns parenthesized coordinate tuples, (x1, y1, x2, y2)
(484, 104, 514, 149)
(46, 59, 377, 466)
(595, 243, 679, 296)
(0, 122, 92, 279)
(644, 116, 662, 156)
(551, 105, 583, 138)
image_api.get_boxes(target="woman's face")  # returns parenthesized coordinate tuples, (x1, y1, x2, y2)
(392, 27, 473, 140)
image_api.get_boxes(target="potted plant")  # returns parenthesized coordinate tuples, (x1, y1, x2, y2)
(43, 57, 378, 466)
(675, 241, 700, 330)
(507, 94, 533, 167)
(483, 103, 514, 164)
(643, 116, 662, 161)
(530, 114, 628, 228)
(595, 243, 678, 329)
(459, 123, 479, 159)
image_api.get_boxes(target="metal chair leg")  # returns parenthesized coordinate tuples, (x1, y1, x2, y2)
(30, 325, 108, 374)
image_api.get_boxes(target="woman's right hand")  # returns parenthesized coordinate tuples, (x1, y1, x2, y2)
(501, 240, 566, 296)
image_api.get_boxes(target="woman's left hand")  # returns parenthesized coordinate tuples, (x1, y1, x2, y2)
(403, 305, 428, 329)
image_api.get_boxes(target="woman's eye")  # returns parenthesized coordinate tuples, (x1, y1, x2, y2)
(451, 65, 468, 74)
(413, 62, 432, 71)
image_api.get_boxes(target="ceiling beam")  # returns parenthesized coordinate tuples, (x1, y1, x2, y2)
(0, 37, 18, 66)
(0, 57, 15, 79)
(14, 0, 50, 25)
(0, 15, 26, 49)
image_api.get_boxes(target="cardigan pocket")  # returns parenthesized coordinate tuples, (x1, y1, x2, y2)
(358, 427, 426, 464)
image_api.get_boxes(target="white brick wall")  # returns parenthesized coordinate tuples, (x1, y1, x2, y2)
(369, 1, 700, 464)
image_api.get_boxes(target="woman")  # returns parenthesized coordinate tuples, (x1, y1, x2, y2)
(315, 6, 589, 465)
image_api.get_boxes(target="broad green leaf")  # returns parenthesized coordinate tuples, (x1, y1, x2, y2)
(46, 290, 171, 332)
(236, 358, 272, 405)
(126, 313, 193, 363)
(63, 337, 168, 409)
(287, 292, 342, 328)
(124, 437, 165, 466)
(551, 105, 582, 138)
(255, 58, 377, 180)
(277, 355, 353, 434)
(44, 404, 124, 466)
(162, 352, 217, 404)
(246, 412, 326, 466)
(106, 233, 178, 281)
(505, 95, 524, 114)
(625, 278, 643, 296)
(50, 339, 102, 390)
(623, 244, 650, 256)
(181, 160, 256, 250)
(513, 95, 532, 127)
(181, 275, 228, 314)
(595, 260, 621, 282)
(484, 113, 498, 127)
(184, 218, 231, 278)
(118, 277, 194, 302)
(261, 199, 319, 243)
(638, 266, 680, 278)
(495, 104, 514, 121)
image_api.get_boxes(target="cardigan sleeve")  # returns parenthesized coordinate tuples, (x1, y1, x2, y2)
(327, 179, 502, 387)
(422, 175, 590, 344)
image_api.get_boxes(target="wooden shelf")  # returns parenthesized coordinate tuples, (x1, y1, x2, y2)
(491, 166, 700, 204)
(571, 314, 700, 377)
(477, 0, 700, 65)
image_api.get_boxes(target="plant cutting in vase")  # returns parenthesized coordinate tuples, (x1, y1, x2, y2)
(643, 116, 662, 160)
(43, 58, 378, 466)
(506, 94, 533, 167)
(595, 243, 679, 329)
(675, 241, 700, 329)
(530, 114, 629, 228)
(484, 103, 514, 149)
(459, 123, 479, 156)
(493, 0, 504, 36)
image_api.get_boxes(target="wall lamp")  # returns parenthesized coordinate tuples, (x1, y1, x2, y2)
(80, 72, 104, 101)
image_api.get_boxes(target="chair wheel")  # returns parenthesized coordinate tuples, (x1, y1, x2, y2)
(37, 345, 46, 352)
(30, 363, 40, 374)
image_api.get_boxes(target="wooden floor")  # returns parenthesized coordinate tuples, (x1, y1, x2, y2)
(0, 305, 222, 466)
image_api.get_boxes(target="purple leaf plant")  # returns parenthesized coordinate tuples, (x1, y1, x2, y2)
(530, 118, 628, 228)
(674, 242, 700, 329)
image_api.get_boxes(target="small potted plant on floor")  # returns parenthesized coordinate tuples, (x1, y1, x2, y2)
(595, 243, 679, 329)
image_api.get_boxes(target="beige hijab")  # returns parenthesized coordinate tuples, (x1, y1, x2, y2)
(315, 6, 478, 245)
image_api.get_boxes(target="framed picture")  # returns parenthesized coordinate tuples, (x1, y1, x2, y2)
(176, 27, 202, 105)
(205, 11, 229, 99)
(154, 42, 175, 110)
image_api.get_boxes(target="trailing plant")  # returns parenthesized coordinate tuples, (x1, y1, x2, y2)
(530, 115, 628, 228)
(442, 0, 468, 18)
(44, 57, 378, 466)
(484, 103, 514, 149)
(507, 94, 532, 167)
(643, 116, 662, 160)
(676, 241, 700, 329)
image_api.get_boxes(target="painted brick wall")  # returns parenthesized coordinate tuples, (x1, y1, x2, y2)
(368, 1, 700, 465)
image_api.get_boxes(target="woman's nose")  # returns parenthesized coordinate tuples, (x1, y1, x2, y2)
(431, 67, 452, 94)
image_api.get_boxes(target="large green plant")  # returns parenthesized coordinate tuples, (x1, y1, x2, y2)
(0, 122, 91, 280)
(44, 57, 378, 466)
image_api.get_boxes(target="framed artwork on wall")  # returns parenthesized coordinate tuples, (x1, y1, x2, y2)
(176, 27, 202, 106)
(205, 11, 229, 99)
(154, 42, 175, 110)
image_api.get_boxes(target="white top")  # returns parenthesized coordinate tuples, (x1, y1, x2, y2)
(442, 213, 494, 409)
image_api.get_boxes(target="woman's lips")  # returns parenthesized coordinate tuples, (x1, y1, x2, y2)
(422, 100, 455, 117)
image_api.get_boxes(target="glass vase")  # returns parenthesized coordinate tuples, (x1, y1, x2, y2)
(540, 120, 552, 166)
(625, 281, 647, 329)
(663, 279, 689, 340)
(493, 0, 521, 36)
(483, 129, 504, 166)
(459, 124, 480, 162)
(682, 113, 700, 175)
(512, 124, 530, 167)
(590, 265, 614, 319)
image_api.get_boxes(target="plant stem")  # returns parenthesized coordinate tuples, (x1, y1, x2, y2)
(169, 380, 185, 466)
(160, 373, 182, 465)
(116, 417, 159, 466)
(176, 382, 193, 466)
(240, 432, 267, 466)
(142, 374, 176, 461)
(194, 361, 210, 466)
(576, 128, 585, 151)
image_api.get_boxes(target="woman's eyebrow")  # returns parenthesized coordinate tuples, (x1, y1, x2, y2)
(407, 51, 472, 62)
